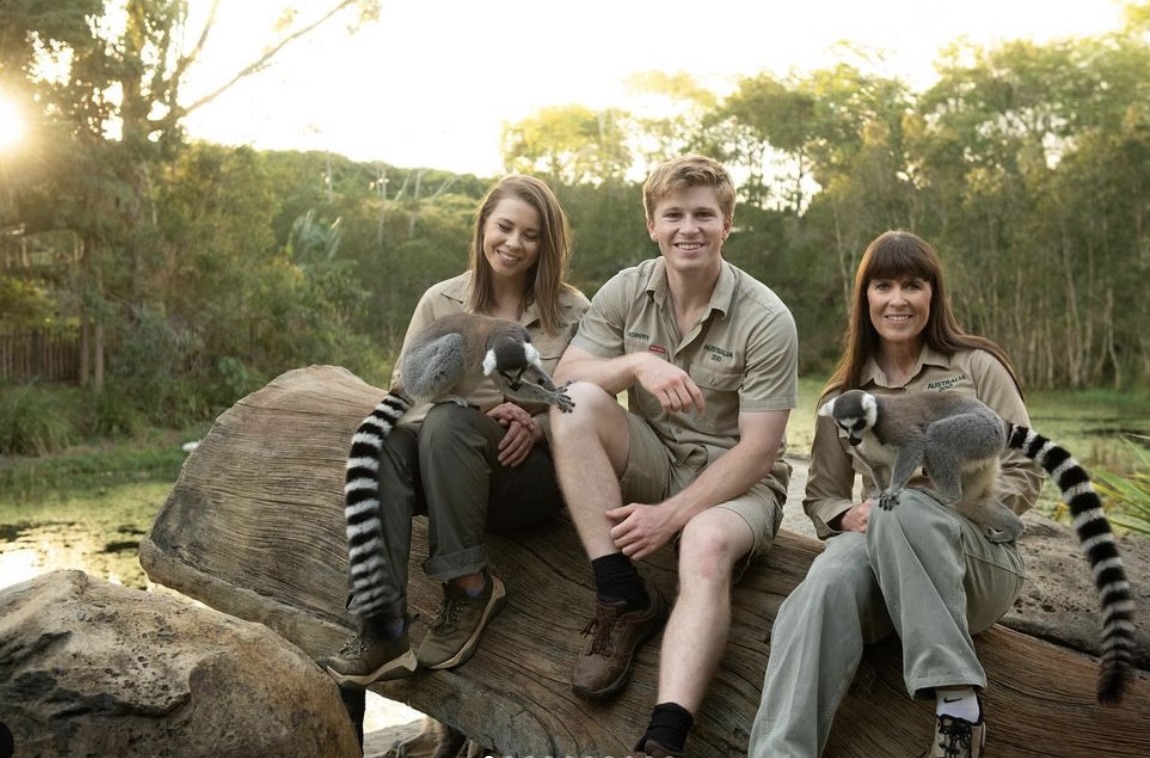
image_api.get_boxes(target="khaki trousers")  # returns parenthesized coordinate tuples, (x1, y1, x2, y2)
(748, 489, 1025, 757)
(349, 401, 563, 620)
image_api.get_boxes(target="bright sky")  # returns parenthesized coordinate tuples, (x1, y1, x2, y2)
(178, 0, 1129, 177)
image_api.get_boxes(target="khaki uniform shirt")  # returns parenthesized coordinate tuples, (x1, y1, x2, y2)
(393, 272, 590, 424)
(571, 257, 798, 473)
(804, 345, 1044, 539)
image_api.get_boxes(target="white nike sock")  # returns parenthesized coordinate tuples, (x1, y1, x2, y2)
(936, 686, 980, 722)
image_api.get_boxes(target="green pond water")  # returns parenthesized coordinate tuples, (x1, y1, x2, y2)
(0, 481, 169, 593)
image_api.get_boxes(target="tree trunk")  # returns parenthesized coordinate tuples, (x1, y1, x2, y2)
(140, 366, 1150, 757)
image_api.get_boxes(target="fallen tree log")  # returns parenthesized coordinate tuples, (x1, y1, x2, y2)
(140, 365, 1150, 757)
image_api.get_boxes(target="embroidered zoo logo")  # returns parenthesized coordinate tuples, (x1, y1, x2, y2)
(704, 344, 734, 363)
(926, 373, 967, 391)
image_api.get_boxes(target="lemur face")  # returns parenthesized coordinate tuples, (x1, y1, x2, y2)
(483, 334, 554, 391)
(819, 390, 877, 447)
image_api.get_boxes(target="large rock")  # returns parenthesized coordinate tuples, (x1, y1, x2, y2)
(0, 569, 359, 758)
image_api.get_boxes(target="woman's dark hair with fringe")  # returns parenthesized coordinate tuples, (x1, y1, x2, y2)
(825, 230, 1022, 397)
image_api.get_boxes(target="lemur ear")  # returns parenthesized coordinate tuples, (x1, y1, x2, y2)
(482, 349, 498, 376)
(524, 342, 542, 367)
(818, 399, 835, 417)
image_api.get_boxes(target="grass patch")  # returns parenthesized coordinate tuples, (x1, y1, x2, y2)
(0, 427, 205, 504)
(785, 375, 828, 458)
(0, 384, 81, 455)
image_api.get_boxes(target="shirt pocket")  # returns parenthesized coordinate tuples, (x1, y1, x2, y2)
(690, 365, 743, 435)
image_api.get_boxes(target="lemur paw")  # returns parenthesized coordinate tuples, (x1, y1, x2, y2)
(553, 389, 576, 413)
(878, 491, 900, 510)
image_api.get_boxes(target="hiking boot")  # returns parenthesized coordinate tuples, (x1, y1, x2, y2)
(416, 571, 507, 670)
(927, 713, 987, 758)
(571, 583, 668, 699)
(317, 622, 417, 687)
(636, 738, 686, 758)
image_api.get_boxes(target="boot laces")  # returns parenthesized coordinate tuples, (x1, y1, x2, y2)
(581, 606, 618, 656)
(432, 593, 464, 632)
(937, 716, 974, 757)
(337, 632, 367, 656)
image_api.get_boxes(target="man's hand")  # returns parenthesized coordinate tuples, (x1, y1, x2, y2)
(838, 498, 874, 533)
(634, 356, 705, 415)
(606, 502, 681, 561)
(488, 402, 539, 467)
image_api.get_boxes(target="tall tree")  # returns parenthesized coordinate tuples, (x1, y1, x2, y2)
(502, 104, 633, 185)
(0, 0, 379, 392)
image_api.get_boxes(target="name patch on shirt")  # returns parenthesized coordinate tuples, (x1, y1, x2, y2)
(926, 373, 968, 391)
(626, 330, 649, 341)
(649, 344, 668, 356)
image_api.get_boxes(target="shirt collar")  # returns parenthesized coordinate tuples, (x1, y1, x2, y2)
(861, 344, 951, 388)
(441, 274, 471, 306)
(643, 257, 735, 319)
(442, 271, 549, 328)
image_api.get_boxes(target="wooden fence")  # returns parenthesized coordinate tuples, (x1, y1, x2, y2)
(0, 332, 79, 383)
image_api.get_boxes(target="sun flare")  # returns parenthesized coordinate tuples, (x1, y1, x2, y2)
(0, 96, 26, 152)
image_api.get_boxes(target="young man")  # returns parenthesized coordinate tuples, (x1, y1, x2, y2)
(549, 154, 798, 757)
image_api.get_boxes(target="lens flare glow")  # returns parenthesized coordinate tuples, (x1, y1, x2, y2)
(0, 96, 26, 152)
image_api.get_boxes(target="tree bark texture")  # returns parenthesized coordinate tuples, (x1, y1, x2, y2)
(140, 365, 1150, 757)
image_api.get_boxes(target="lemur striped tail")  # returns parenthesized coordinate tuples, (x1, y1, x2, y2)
(343, 392, 411, 618)
(1006, 424, 1136, 705)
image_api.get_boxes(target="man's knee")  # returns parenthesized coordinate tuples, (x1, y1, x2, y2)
(552, 381, 615, 419)
(678, 511, 750, 583)
(550, 381, 623, 443)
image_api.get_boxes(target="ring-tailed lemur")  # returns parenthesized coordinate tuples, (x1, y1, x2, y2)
(819, 389, 1135, 705)
(343, 313, 574, 619)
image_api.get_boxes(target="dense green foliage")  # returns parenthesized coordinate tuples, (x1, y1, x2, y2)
(1, 1, 1149, 458)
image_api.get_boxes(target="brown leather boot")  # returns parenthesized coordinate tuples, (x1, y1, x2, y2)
(571, 583, 667, 699)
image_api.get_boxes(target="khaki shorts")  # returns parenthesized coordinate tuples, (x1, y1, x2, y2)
(617, 412, 786, 566)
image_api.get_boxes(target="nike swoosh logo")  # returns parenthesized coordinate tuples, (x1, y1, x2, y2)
(942, 697, 962, 703)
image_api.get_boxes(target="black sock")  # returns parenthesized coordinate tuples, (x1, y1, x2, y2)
(637, 702, 693, 753)
(590, 553, 649, 610)
(365, 613, 406, 639)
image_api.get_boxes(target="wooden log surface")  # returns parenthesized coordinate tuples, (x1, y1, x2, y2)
(140, 365, 1150, 757)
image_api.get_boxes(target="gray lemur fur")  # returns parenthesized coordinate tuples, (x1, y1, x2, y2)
(397, 312, 575, 410)
(819, 388, 1024, 542)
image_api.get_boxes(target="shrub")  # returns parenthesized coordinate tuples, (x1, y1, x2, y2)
(87, 387, 147, 439)
(0, 384, 80, 455)
(1094, 435, 1150, 537)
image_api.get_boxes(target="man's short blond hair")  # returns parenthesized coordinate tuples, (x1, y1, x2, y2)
(642, 154, 736, 223)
